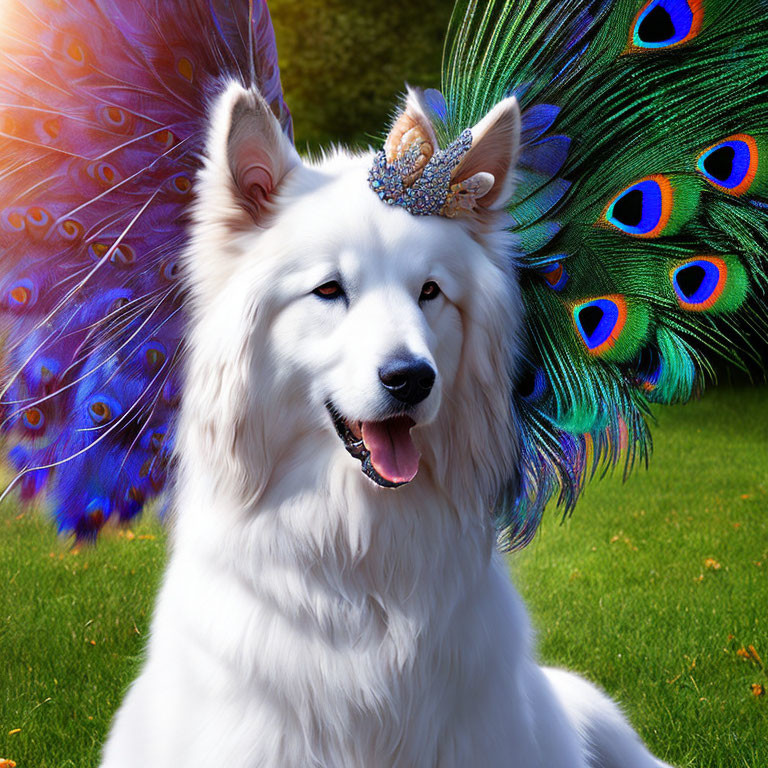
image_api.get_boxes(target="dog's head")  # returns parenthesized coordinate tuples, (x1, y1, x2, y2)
(185, 82, 522, 510)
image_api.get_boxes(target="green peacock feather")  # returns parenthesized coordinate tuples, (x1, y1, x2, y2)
(433, 0, 768, 548)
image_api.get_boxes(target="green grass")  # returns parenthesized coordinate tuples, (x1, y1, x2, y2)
(0, 516, 166, 767)
(1, 386, 767, 767)
(510, 386, 768, 767)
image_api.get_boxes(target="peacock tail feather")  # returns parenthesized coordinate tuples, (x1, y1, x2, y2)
(0, 0, 291, 538)
(2, 0, 766, 547)
(437, 0, 768, 548)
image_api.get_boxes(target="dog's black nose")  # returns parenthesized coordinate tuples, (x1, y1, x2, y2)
(379, 357, 436, 406)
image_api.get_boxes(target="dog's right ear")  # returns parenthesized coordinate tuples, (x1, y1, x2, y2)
(200, 81, 300, 228)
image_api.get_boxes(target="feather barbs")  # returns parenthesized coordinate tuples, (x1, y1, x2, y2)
(440, 0, 768, 548)
(0, 0, 293, 539)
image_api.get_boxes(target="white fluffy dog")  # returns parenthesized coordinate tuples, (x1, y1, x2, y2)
(101, 82, 673, 768)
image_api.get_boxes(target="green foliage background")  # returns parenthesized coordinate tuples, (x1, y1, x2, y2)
(269, 0, 453, 151)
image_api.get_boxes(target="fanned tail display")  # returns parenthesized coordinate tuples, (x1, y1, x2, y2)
(436, 0, 768, 547)
(2, 0, 766, 547)
(0, 0, 291, 537)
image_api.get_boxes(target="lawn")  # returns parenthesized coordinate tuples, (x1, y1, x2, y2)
(511, 386, 768, 767)
(1, 386, 766, 767)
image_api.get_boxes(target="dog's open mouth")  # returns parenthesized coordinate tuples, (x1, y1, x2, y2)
(326, 403, 420, 488)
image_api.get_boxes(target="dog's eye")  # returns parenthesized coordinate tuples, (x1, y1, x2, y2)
(419, 281, 441, 302)
(313, 281, 344, 300)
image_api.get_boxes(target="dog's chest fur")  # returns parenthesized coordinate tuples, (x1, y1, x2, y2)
(107, 450, 568, 768)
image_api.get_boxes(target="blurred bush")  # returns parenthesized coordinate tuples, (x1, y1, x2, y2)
(270, 0, 453, 151)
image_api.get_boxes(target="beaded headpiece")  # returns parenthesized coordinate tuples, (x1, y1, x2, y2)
(367, 91, 498, 218)
(368, 130, 474, 216)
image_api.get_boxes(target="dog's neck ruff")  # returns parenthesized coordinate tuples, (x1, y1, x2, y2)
(368, 129, 473, 216)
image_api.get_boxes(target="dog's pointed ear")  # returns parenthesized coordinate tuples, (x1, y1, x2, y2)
(202, 81, 300, 227)
(446, 97, 521, 218)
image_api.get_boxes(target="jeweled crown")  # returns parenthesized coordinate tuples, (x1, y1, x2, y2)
(368, 129, 473, 217)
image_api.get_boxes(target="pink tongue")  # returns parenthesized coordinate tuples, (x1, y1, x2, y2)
(361, 417, 420, 484)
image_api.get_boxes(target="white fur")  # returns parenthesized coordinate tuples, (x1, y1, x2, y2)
(101, 83, 673, 768)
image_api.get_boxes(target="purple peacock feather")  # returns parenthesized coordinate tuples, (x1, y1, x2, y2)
(0, 0, 292, 537)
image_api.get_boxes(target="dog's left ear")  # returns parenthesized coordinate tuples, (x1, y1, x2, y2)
(446, 97, 521, 218)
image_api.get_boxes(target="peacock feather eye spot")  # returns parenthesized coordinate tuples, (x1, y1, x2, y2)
(671, 257, 727, 310)
(84, 498, 107, 530)
(59, 218, 83, 241)
(100, 105, 133, 133)
(26, 207, 49, 227)
(3, 209, 26, 232)
(168, 174, 192, 196)
(604, 176, 672, 237)
(25, 208, 52, 239)
(630, 0, 703, 50)
(109, 296, 130, 313)
(89, 400, 112, 425)
(143, 342, 167, 370)
(573, 296, 628, 355)
(578, 304, 604, 338)
(43, 118, 60, 139)
(697, 135, 758, 195)
(89, 242, 109, 260)
(110, 244, 136, 268)
(87, 161, 120, 188)
(675, 264, 706, 300)
(177, 57, 194, 82)
(66, 39, 86, 64)
(150, 431, 165, 453)
(9, 279, 36, 309)
(10, 285, 30, 305)
(161, 259, 180, 281)
(638, 4, 675, 43)
(635, 346, 661, 391)
(22, 407, 45, 431)
(611, 189, 643, 228)
(154, 129, 176, 148)
(539, 259, 569, 291)
(702, 146, 734, 182)
(517, 367, 548, 402)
